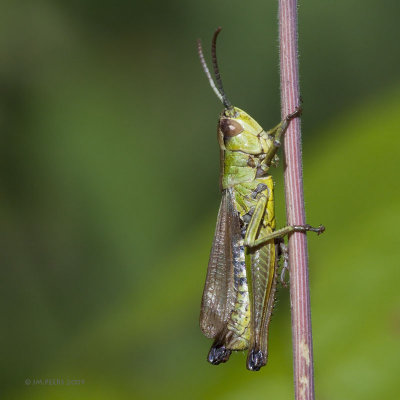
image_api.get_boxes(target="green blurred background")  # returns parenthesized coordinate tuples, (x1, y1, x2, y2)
(1, 1, 400, 399)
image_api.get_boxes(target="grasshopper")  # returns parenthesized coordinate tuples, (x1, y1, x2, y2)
(198, 28, 324, 371)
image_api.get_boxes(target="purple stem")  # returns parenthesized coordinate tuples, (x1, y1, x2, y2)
(278, 1, 315, 399)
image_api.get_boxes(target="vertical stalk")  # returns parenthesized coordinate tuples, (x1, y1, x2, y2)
(278, 1, 315, 399)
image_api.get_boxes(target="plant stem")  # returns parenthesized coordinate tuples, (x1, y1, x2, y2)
(278, 1, 315, 399)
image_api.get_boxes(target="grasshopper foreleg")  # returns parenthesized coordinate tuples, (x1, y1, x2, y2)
(262, 106, 302, 166)
(265, 106, 302, 147)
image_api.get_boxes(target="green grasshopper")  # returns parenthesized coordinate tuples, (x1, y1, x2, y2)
(198, 28, 324, 371)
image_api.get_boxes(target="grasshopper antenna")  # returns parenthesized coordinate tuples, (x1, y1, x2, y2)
(197, 27, 233, 110)
(211, 27, 232, 110)
(197, 39, 224, 103)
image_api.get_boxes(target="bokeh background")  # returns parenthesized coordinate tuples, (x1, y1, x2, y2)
(1, 1, 400, 399)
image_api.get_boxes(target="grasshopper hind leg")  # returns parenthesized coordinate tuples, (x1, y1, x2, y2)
(207, 344, 232, 365)
(277, 239, 289, 287)
(207, 333, 232, 365)
(247, 348, 267, 371)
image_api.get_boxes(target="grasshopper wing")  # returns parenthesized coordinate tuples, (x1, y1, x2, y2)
(200, 189, 241, 339)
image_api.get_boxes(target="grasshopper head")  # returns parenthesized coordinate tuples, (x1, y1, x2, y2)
(218, 107, 264, 154)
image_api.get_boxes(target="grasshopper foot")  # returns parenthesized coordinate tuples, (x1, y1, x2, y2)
(293, 224, 325, 235)
(286, 105, 302, 121)
(208, 344, 231, 365)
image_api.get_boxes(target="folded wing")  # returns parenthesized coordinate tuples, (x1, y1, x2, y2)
(200, 189, 241, 339)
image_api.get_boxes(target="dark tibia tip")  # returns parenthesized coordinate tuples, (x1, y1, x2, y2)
(207, 344, 232, 365)
(247, 349, 267, 371)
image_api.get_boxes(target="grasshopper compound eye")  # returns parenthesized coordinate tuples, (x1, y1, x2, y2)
(220, 118, 243, 138)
